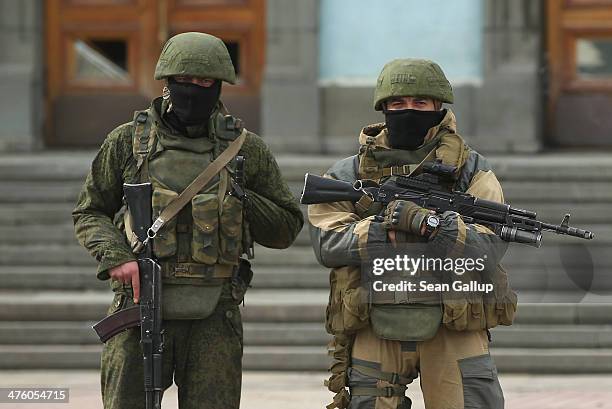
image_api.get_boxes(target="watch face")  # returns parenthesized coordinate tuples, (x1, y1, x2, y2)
(427, 215, 440, 228)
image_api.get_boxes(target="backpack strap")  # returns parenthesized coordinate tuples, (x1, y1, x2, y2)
(131, 110, 155, 183)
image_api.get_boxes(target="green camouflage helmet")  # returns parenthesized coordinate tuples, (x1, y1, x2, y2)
(154, 32, 236, 84)
(374, 58, 453, 110)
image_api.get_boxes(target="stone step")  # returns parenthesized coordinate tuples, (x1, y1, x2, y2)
(289, 154, 612, 183)
(0, 181, 81, 203)
(0, 344, 330, 371)
(0, 290, 610, 324)
(287, 179, 612, 205)
(0, 244, 320, 267)
(0, 222, 315, 247)
(2, 153, 612, 182)
(491, 348, 612, 373)
(0, 203, 74, 225)
(1, 344, 612, 372)
(0, 241, 608, 270)
(0, 217, 608, 248)
(4, 178, 612, 204)
(0, 290, 328, 323)
(1, 201, 607, 227)
(0, 153, 96, 181)
(1, 321, 611, 349)
(0, 265, 328, 291)
(0, 321, 330, 347)
(491, 325, 612, 348)
(1, 262, 610, 293)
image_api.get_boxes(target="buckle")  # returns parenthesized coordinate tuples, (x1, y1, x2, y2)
(384, 387, 395, 397)
(390, 373, 400, 385)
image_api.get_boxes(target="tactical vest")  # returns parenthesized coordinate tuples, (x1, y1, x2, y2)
(323, 119, 517, 409)
(123, 107, 248, 319)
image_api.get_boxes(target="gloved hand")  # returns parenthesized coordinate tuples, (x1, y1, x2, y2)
(383, 200, 431, 236)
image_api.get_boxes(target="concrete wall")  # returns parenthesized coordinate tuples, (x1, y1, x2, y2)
(0, 0, 43, 151)
(471, 0, 543, 153)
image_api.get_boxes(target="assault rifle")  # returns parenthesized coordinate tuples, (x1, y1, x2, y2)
(93, 182, 163, 409)
(300, 161, 594, 247)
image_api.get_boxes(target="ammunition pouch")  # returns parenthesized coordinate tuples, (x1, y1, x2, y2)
(219, 194, 244, 264)
(162, 283, 223, 320)
(191, 193, 220, 264)
(326, 266, 370, 335)
(441, 264, 517, 331)
(370, 304, 442, 342)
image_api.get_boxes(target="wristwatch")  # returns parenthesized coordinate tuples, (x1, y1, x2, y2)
(424, 214, 440, 237)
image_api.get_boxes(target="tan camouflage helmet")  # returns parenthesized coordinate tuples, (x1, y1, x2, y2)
(154, 32, 236, 84)
(374, 58, 454, 110)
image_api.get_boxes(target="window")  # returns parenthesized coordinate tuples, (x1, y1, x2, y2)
(576, 38, 612, 78)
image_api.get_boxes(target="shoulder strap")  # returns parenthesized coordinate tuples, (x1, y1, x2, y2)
(408, 132, 469, 181)
(131, 110, 155, 183)
(147, 130, 248, 240)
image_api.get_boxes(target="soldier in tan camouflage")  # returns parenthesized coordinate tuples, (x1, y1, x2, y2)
(72, 32, 303, 409)
(308, 59, 515, 409)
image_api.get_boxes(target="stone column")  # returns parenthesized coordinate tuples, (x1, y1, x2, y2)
(261, 0, 321, 153)
(0, 0, 43, 151)
(471, 0, 543, 153)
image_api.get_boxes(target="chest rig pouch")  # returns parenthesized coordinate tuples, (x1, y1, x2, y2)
(125, 109, 248, 319)
(359, 126, 470, 341)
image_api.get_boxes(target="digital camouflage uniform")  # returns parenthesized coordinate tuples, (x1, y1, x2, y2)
(73, 32, 303, 409)
(308, 59, 516, 409)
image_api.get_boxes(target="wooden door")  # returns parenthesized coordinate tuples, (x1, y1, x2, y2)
(547, 0, 612, 147)
(45, 0, 158, 147)
(163, 0, 265, 133)
(45, 0, 265, 147)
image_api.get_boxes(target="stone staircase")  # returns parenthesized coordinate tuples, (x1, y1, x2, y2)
(0, 151, 611, 372)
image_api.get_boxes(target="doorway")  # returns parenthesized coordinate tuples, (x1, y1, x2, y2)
(45, 0, 265, 147)
(547, 0, 612, 148)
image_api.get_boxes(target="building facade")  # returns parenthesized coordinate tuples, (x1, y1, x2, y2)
(0, 0, 610, 154)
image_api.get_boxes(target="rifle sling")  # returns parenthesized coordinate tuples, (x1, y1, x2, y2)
(148, 130, 247, 239)
(92, 305, 141, 343)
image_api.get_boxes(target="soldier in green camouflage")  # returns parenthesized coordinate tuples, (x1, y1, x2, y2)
(72, 32, 303, 409)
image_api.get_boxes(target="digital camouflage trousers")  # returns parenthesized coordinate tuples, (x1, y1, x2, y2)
(100, 295, 243, 409)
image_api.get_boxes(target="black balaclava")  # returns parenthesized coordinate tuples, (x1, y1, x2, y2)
(384, 108, 446, 150)
(167, 78, 222, 126)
